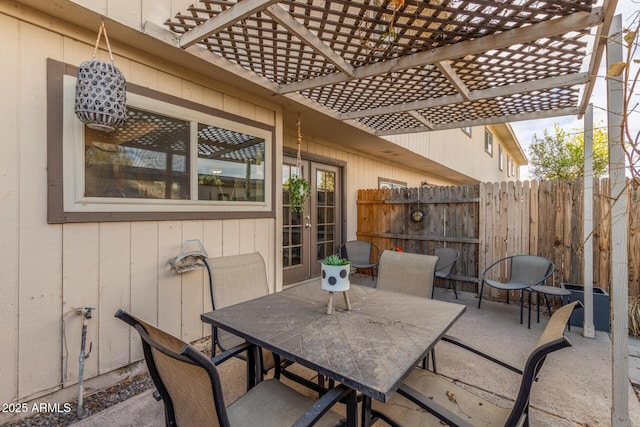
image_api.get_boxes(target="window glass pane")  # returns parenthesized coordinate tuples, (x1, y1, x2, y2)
(197, 124, 265, 202)
(84, 108, 189, 199)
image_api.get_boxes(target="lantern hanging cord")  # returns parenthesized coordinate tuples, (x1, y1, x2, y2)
(92, 20, 115, 62)
(296, 116, 303, 172)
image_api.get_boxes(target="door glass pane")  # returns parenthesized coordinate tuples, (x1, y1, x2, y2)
(316, 170, 336, 261)
(283, 163, 304, 268)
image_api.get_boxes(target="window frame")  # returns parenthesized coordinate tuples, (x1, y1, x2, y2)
(498, 145, 504, 171)
(47, 59, 275, 223)
(484, 129, 494, 156)
(378, 177, 407, 189)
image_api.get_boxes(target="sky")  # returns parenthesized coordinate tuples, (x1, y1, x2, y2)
(509, 0, 639, 178)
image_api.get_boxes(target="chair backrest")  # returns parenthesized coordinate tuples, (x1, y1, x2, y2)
(341, 240, 378, 266)
(505, 301, 579, 425)
(377, 250, 438, 298)
(509, 255, 554, 286)
(208, 252, 269, 310)
(115, 310, 230, 427)
(207, 252, 269, 351)
(432, 247, 459, 276)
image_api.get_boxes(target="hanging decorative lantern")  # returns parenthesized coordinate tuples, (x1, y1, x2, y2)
(74, 21, 127, 132)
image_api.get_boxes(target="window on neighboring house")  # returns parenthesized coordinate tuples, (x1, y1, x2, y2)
(510, 158, 517, 178)
(48, 60, 274, 223)
(378, 178, 407, 189)
(484, 129, 493, 156)
(461, 126, 471, 137)
(506, 157, 512, 177)
(498, 146, 504, 171)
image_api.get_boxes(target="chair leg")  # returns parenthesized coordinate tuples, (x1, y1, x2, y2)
(451, 278, 458, 299)
(544, 294, 552, 317)
(519, 290, 524, 325)
(528, 290, 532, 329)
(478, 281, 484, 308)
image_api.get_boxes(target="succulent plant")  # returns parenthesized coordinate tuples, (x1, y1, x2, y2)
(322, 254, 351, 266)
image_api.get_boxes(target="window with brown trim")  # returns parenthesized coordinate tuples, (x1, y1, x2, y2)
(47, 59, 275, 223)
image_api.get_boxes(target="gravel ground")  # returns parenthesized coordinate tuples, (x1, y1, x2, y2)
(4, 373, 154, 427)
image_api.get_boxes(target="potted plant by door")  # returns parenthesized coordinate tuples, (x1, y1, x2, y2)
(321, 254, 351, 292)
(284, 175, 311, 213)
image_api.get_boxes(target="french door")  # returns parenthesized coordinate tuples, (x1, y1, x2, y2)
(283, 157, 342, 284)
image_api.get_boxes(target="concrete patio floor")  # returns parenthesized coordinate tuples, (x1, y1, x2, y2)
(72, 275, 640, 426)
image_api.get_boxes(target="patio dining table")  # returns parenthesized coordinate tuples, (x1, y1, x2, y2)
(201, 280, 466, 427)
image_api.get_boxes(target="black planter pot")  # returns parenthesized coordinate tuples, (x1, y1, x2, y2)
(561, 283, 610, 332)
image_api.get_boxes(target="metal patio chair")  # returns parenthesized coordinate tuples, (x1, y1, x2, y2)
(427, 247, 460, 299)
(478, 255, 555, 326)
(377, 250, 439, 370)
(371, 301, 582, 427)
(207, 252, 324, 395)
(206, 253, 270, 357)
(115, 310, 353, 427)
(340, 240, 380, 280)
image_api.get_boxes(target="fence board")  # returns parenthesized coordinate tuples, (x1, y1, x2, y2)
(357, 178, 639, 300)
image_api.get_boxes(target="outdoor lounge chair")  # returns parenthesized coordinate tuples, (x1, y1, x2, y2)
(340, 240, 380, 280)
(478, 255, 554, 326)
(115, 309, 353, 427)
(371, 301, 581, 427)
(427, 247, 460, 299)
(377, 250, 439, 369)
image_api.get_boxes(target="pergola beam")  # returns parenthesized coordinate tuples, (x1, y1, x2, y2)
(341, 72, 589, 120)
(407, 111, 434, 129)
(178, 0, 280, 48)
(264, 4, 355, 77)
(280, 9, 603, 94)
(577, 0, 618, 116)
(435, 61, 470, 101)
(376, 107, 579, 136)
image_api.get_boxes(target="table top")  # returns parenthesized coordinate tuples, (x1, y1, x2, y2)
(201, 281, 465, 402)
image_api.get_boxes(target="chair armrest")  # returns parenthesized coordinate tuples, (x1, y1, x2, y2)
(397, 384, 475, 427)
(211, 342, 253, 366)
(441, 335, 523, 375)
(292, 384, 354, 427)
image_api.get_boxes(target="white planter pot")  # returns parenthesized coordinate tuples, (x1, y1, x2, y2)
(321, 263, 351, 292)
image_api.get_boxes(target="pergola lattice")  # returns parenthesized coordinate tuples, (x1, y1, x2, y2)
(155, 0, 615, 136)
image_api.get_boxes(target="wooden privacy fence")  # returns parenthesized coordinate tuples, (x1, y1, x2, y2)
(357, 179, 640, 300)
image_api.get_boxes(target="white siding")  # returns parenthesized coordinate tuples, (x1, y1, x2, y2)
(0, 11, 281, 408)
(386, 127, 516, 183)
(0, 12, 20, 405)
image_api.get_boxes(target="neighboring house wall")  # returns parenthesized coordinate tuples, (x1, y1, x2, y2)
(385, 125, 523, 182)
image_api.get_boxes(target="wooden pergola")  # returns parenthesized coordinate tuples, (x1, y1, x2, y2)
(145, 0, 618, 137)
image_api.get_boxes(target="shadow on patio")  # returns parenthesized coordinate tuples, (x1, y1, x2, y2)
(72, 274, 640, 426)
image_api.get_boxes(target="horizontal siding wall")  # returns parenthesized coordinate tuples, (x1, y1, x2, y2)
(386, 127, 516, 183)
(0, 10, 280, 407)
